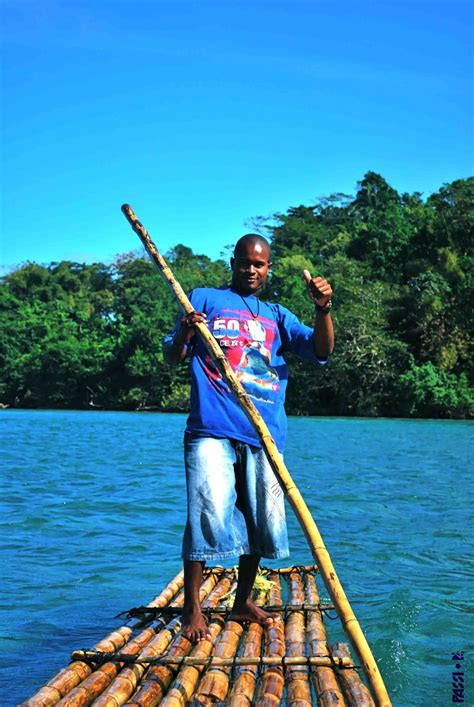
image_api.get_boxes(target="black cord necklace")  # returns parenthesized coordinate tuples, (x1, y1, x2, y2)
(238, 293, 260, 319)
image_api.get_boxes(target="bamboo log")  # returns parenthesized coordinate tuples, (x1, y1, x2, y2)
(121, 205, 391, 707)
(191, 620, 244, 703)
(226, 589, 267, 706)
(52, 581, 192, 707)
(159, 620, 225, 707)
(330, 643, 375, 707)
(125, 576, 234, 706)
(22, 571, 184, 707)
(52, 572, 191, 707)
(147, 571, 185, 609)
(89, 572, 221, 707)
(254, 573, 285, 706)
(285, 572, 312, 706)
(126, 631, 191, 706)
(62, 614, 183, 707)
(89, 628, 176, 707)
(305, 573, 346, 706)
(159, 578, 237, 707)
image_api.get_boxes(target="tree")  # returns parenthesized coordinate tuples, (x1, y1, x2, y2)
(347, 171, 413, 280)
(1, 173, 471, 418)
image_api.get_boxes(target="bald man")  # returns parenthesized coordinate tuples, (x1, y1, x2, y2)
(163, 234, 334, 641)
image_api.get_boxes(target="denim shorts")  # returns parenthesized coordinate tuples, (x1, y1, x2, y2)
(182, 435, 289, 562)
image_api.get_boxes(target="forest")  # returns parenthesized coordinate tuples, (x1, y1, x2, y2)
(1, 172, 472, 418)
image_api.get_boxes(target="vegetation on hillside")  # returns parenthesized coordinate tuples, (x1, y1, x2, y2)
(1, 172, 472, 418)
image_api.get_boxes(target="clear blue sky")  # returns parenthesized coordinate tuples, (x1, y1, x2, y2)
(1, 0, 472, 270)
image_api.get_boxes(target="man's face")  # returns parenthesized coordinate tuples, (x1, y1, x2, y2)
(231, 241, 272, 295)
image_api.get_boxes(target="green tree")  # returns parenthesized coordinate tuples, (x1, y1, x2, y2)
(347, 172, 413, 280)
(1, 173, 471, 418)
(394, 361, 473, 418)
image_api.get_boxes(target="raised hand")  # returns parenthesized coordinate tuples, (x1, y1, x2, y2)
(303, 270, 332, 307)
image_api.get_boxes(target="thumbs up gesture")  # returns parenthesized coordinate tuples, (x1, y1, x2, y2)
(303, 270, 333, 308)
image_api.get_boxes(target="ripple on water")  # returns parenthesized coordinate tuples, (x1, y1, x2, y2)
(1, 411, 472, 706)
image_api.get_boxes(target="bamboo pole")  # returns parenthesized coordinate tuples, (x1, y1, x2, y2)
(304, 572, 346, 706)
(60, 598, 186, 707)
(55, 640, 152, 707)
(254, 573, 285, 706)
(191, 620, 244, 703)
(56, 569, 196, 707)
(127, 629, 192, 706)
(160, 620, 225, 707)
(226, 588, 267, 705)
(126, 575, 234, 706)
(285, 572, 312, 706)
(48, 576, 192, 707)
(159, 580, 237, 707)
(121, 205, 391, 707)
(22, 570, 184, 707)
(90, 627, 176, 707)
(88, 572, 221, 707)
(330, 643, 375, 707)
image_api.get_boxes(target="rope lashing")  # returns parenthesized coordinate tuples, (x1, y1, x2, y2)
(71, 650, 358, 670)
(116, 602, 335, 621)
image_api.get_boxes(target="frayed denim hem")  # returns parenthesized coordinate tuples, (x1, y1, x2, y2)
(182, 546, 250, 562)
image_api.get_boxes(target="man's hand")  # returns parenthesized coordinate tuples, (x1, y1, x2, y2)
(164, 311, 207, 365)
(173, 311, 207, 347)
(303, 270, 334, 355)
(303, 270, 332, 307)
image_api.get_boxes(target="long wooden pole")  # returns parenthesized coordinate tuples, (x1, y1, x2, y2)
(120, 204, 391, 707)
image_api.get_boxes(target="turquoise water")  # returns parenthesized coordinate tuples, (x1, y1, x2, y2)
(1, 410, 472, 706)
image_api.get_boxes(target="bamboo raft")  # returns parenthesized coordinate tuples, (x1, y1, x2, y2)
(24, 564, 377, 706)
(22, 206, 390, 706)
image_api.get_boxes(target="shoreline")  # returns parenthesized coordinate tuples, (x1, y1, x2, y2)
(1, 406, 471, 422)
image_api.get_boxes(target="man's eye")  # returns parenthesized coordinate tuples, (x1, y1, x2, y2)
(237, 261, 266, 268)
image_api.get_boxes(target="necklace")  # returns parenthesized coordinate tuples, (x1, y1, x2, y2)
(239, 293, 260, 319)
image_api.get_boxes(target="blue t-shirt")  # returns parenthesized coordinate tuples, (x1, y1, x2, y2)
(164, 287, 326, 451)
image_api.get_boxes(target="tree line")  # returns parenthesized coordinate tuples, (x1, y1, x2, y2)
(1, 172, 472, 418)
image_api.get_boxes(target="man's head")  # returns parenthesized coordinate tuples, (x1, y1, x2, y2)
(230, 234, 272, 296)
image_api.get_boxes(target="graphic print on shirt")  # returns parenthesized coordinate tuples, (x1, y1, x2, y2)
(204, 310, 280, 404)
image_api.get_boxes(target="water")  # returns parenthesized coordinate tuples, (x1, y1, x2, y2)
(1, 410, 472, 706)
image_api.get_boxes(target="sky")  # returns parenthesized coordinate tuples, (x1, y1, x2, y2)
(1, 0, 472, 271)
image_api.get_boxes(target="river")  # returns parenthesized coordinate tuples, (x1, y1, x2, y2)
(1, 410, 472, 705)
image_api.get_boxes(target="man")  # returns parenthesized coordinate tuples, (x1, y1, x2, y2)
(163, 234, 333, 641)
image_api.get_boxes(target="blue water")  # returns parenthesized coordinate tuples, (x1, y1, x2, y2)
(0, 410, 472, 706)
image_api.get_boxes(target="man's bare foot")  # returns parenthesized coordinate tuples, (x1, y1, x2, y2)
(229, 600, 281, 626)
(181, 608, 212, 642)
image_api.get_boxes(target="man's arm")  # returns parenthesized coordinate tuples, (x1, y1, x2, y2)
(163, 311, 207, 365)
(303, 270, 334, 357)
